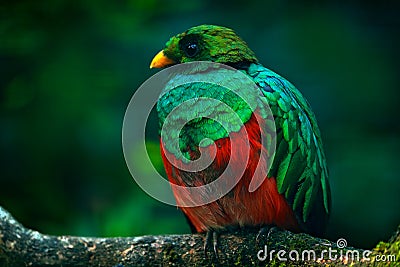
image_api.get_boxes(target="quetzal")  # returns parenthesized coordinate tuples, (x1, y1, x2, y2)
(150, 25, 331, 251)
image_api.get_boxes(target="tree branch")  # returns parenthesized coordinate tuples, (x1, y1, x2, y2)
(0, 206, 398, 266)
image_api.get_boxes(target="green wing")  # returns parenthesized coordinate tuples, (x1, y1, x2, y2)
(248, 64, 331, 228)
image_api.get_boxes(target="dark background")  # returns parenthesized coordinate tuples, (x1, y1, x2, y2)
(1, 0, 399, 249)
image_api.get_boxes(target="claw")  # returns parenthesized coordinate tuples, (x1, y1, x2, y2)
(204, 229, 220, 259)
(256, 226, 270, 244)
(256, 225, 278, 245)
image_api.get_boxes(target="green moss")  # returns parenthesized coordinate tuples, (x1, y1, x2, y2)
(371, 227, 400, 266)
(162, 243, 180, 264)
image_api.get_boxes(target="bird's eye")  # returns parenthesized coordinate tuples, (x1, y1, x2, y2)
(184, 42, 199, 57)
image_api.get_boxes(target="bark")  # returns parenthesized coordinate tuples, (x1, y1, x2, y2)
(0, 206, 398, 267)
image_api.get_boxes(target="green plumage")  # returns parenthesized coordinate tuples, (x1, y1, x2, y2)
(157, 66, 265, 161)
(156, 25, 331, 231)
(163, 25, 257, 65)
(247, 64, 330, 221)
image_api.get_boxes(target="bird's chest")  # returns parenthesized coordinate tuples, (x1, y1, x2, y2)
(161, 112, 298, 232)
(156, 75, 260, 162)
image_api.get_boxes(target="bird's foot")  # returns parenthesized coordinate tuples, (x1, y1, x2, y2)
(256, 225, 279, 245)
(204, 229, 220, 260)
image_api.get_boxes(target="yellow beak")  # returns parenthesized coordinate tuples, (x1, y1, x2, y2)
(150, 50, 176, 68)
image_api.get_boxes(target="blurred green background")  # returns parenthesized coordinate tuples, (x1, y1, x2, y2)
(1, 0, 399, 249)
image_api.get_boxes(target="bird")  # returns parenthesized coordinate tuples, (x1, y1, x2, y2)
(150, 25, 331, 255)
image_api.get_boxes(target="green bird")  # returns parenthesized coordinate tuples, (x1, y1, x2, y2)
(150, 25, 331, 253)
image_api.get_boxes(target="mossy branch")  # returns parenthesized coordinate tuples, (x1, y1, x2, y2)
(0, 206, 398, 267)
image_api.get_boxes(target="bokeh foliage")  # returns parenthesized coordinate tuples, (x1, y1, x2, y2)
(1, 0, 399, 249)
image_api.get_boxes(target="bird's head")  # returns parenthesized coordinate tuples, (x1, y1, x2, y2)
(150, 25, 258, 69)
